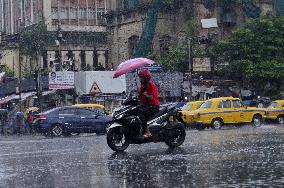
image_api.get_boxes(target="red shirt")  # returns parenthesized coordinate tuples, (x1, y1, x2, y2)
(139, 82, 159, 106)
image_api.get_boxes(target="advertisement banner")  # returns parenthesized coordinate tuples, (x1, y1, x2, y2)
(193, 58, 211, 72)
(49, 71, 75, 89)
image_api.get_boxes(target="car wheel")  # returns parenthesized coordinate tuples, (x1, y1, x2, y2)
(51, 124, 64, 137)
(252, 115, 262, 127)
(277, 116, 284, 125)
(211, 118, 223, 129)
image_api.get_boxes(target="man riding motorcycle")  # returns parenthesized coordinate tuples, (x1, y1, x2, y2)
(137, 69, 159, 138)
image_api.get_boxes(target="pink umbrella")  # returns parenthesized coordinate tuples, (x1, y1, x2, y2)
(113, 58, 154, 78)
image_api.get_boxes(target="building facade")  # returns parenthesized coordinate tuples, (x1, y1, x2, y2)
(105, 0, 276, 100)
(0, 0, 109, 77)
(106, 0, 275, 69)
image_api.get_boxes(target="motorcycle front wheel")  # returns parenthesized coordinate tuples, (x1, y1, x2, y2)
(165, 127, 186, 148)
(107, 127, 130, 152)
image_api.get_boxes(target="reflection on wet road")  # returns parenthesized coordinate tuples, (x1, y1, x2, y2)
(0, 125, 284, 187)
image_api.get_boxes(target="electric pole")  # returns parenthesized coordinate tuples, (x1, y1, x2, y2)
(188, 38, 193, 101)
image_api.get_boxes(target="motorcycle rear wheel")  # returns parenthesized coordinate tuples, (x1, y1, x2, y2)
(107, 128, 130, 152)
(165, 127, 186, 148)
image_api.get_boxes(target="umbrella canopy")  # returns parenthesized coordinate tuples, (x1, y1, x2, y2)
(113, 58, 154, 78)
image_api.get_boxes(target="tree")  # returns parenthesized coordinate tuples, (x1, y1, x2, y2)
(19, 22, 51, 59)
(211, 16, 284, 96)
(158, 44, 188, 72)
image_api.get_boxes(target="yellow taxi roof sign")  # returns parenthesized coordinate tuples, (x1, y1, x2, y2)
(73, 104, 104, 109)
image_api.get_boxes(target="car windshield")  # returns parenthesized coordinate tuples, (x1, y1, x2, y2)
(268, 102, 277, 108)
(181, 104, 192, 110)
(200, 101, 212, 109)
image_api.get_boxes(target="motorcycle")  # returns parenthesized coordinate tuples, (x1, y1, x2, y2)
(106, 96, 186, 152)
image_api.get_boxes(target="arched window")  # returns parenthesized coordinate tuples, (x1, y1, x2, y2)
(159, 35, 171, 57)
(128, 35, 139, 57)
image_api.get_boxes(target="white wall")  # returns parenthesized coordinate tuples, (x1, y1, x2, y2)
(75, 71, 126, 95)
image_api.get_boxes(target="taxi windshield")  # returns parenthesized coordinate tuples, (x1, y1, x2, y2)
(181, 104, 192, 110)
(200, 101, 212, 109)
(268, 102, 277, 108)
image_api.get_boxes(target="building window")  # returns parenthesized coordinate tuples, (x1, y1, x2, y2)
(79, 8, 87, 19)
(70, 8, 77, 19)
(97, 8, 105, 17)
(60, 8, 69, 19)
(88, 8, 96, 19)
(159, 35, 171, 57)
(97, 8, 105, 24)
(51, 7, 58, 19)
(128, 35, 139, 57)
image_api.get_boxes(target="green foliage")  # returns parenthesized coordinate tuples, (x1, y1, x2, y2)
(179, 18, 198, 37)
(0, 65, 14, 77)
(158, 44, 188, 72)
(211, 16, 284, 95)
(202, 0, 215, 10)
(19, 22, 50, 57)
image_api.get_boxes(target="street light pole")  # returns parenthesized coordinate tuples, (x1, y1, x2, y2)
(18, 55, 22, 111)
(57, 23, 62, 71)
(188, 38, 193, 101)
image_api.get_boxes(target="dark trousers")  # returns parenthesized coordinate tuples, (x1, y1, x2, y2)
(135, 105, 159, 129)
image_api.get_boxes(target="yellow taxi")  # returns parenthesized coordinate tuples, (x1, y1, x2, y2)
(264, 100, 284, 124)
(178, 101, 203, 124)
(73, 103, 107, 114)
(188, 97, 265, 130)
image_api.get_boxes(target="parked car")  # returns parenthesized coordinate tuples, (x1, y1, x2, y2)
(34, 106, 112, 137)
(188, 97, 265, 130)
(178, 101, 203, 125)
(264, 100, 284, 124)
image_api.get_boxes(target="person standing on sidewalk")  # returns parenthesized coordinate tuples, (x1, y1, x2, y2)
(27, 110, 34, 134)
(15, 112, 25, 135)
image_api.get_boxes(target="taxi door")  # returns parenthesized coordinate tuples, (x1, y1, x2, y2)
(232, 100, 246, 123)
(217, 100, 234, 123)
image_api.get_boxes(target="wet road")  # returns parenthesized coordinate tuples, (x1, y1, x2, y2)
(0, 125, 284, 188)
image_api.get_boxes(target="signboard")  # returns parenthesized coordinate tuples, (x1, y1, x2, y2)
(89, 81, 101, 94)
(193, 58, 211, 72)
(201, 18, 218, 29)
(49, 71, 75, 89)
(143, 64, 163, 72)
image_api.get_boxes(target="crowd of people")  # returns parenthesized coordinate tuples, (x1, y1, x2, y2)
(0, 110, 37, 136)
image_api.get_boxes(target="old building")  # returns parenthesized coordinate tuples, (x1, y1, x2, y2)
(0, 0, 109, 77)
(105, 0, 276, 100)
(105, 0, 276, 69)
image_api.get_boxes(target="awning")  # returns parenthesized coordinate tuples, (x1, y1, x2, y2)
(42, 90, 57, 96)
(0, 94, 17, 104)
(0, 91, 36, 104)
